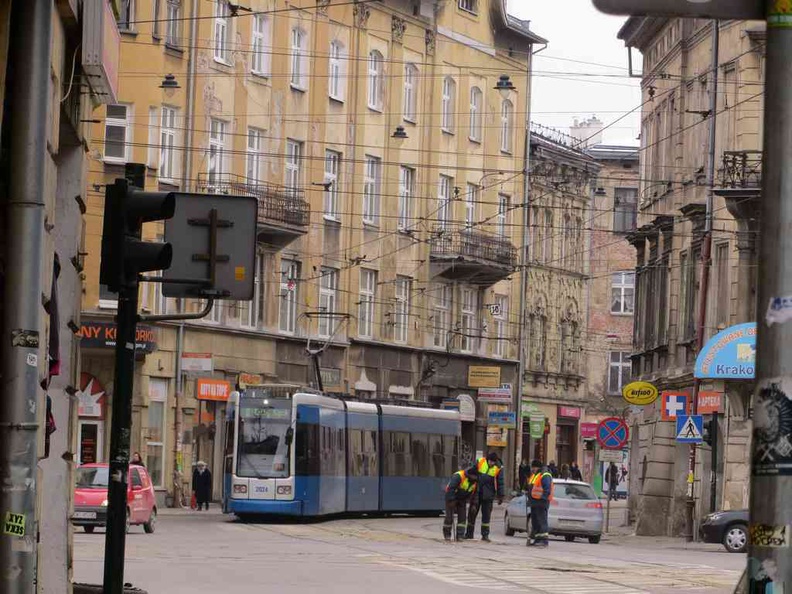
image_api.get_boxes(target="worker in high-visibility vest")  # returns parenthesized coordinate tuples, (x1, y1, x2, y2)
(526, 459, 554, 547)
(465, 452, 504, 541)
(443, 467, 479, 541)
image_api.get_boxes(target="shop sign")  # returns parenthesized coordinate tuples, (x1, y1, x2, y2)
(558, 405, 581, 419)
(477, 387, 512, 403)
(441, 399, 460, 411)
(521, 400, 542, 417)
(486, 425, 508, 447)
(580, 422, 598, 439)
(467, 365, 501, 388)
(458, 394, 476, 422)
(320, 368, 342, 390)
(698, 391, 724, 414)
(196, 378, 232, 402)
(79, 321, 156, 353)
(694, 322, 756, 379)
(529, 414, 545, 439)
(238, 372, 264, 389)
(622, 381, 659, 406)
(487, 411, 516, 428)
(181, 352, 213, 373)
(78, 372, 106, 418)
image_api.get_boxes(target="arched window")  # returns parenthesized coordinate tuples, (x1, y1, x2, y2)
(500, 99, 513, 153)
(441, 77, 456, 132)
(403, 63, 418, 121)
(469, 87, 482, 142)
(367, 50, 383, 110)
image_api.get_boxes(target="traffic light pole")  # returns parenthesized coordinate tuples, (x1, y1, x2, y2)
(749, 3, 792, 588)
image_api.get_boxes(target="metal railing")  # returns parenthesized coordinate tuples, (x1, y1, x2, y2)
(429, 227, 516, 268)
(720, 150, 762, 189)
(195, 173, 310, 227)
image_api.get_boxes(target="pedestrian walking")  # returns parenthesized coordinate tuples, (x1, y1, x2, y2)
(570, 461, 583, 481)
(443, 467, 479, 541)
(131, 451, 145, 467)
(560, 463, 571, 480)
(547, 460, 559, 478)
(465, 452, 504, 541)
(526, 459, 554, 547)
(192, 461, 212, 511)
(607, 462, 619, 501)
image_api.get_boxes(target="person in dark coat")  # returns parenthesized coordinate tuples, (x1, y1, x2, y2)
(192, 461, 212, 510)
(570, 461, 583, 481)
(560, 463, 571, 480)
(526, 460, 554, 547)
(518, 458, 531, 490)
(547, 460, 559, 478)
(131, 452, 145, 467)
(607, 462, 620, 501)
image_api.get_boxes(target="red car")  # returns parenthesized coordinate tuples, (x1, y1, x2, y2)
(72, 463, 157, 534)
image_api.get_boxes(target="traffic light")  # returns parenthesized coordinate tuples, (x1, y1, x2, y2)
(703, 419, 714, 447)
(100, 178, 175, 292)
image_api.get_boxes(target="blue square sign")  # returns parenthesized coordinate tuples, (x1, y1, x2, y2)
(676, 415, 704, 444)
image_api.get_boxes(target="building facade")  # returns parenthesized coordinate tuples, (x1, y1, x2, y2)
(81, 0, 546, 501)
(618, 18, 764, 536)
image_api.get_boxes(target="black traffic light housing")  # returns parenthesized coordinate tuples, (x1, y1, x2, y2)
(100, 177, 175, 292)
(702, 419, 714, 447)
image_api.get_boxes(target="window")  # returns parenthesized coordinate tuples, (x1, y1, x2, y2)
(367, 50, 383, 111)
(241, 253, 265, 329)
(165, 0, 181, 46)
(208, 119, 226, 183)
(285, 139, 302, 193)
(493, 295, 507, 357)
(465, 183, 478, 227)
(458, 0, 478, 14)
(321, 150, 341, 219)
(104, 104, 131, 162)
(318, 267, 338, 338)
(160, 107, 177, 181)
(398, 166, 414, 230)
(251, 15, 271, 76)
(500, 100, 514, 153)
(147, 107, 159, 169)
(213, 0, 230, 63)
(460, 287, 477, 353)
(438, 175, 452, 229)
(146, 378, 167, 487)
(433, 284, 451, 348)
(131, 468, 143, 488)
(359, 269, 377, 338)
(290, 28, 307, 89)
(561, 214, 570, 267)
(329, 41, 345, 100)
(394, 276, 411, 343)
(715, 243, 730, 328)
(497, 194, 510, 238)
(363, 155, 381, 225)
(469, 87, 482, 142)
(403, 64, 418, 121)
(279, 259, 300, 334)
(608, 352, 632, 395)
(119, 0, 135, 29)
(614, 187, 638, 232)
(246, 128, 264, 182)
(611, 271, 635, 315)
(542, 210, 553, 262)
(441, 77, 456, 132)
(153, 0, 161, 38)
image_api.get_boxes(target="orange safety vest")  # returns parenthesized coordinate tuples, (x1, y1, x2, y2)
(476, 458, 501, 479)
(528, 471, 554, 501)
(448, 470, 477, 494)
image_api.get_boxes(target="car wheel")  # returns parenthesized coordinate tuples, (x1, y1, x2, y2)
(143, 509, 157, 534)
(565, 535, 575, 542)
(588, 535, 601, 544)
(504, 512, 515, 537)
(723, 523, 748, 553)
(83, 526, 95, 534)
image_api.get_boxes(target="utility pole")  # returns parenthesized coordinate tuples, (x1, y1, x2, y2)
(750, 1, 792, 588)
(0, 1, 51, 592)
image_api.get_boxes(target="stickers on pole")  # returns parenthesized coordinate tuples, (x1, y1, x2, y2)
(750, 524, 790, 549)
(753, 378, 792, 476)
(622, 381, 658, 406)
(3, 512, 25, 537)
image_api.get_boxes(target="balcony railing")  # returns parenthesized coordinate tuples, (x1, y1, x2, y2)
(195, 173, 310, 228)
(720, 150, 762, 189)
(429, 227, 516, 284)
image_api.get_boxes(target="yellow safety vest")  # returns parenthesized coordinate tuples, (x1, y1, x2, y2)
(476, 458, 501, 478)
(528, 471, 554, 501)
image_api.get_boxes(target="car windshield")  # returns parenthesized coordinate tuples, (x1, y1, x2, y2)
(75, 466, 109, 489)
(555, 483, 597, 500)
(237, 396, 292, 479)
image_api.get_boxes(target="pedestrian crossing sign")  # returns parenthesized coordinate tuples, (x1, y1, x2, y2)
(675, 415, 704, 443)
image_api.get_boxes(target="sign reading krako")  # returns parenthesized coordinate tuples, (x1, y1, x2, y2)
(622, 381, 658, 406)
(694, 322, 756, 379)
(79, 321, 156, 353)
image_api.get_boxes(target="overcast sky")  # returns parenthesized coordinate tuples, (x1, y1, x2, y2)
(511, 0, 642, 146)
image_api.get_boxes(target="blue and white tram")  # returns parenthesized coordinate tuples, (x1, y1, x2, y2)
(223, 386, 461, 518)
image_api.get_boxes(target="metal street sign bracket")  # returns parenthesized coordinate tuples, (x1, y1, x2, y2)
(138, 298, 215, 323)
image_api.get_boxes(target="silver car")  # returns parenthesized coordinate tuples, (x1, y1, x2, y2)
(504, 479, 604, 543)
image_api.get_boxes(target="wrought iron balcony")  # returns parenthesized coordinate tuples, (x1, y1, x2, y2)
(720, 150, 762, 189)
(429, 227, 516, 286)
(195, 173, 309, 248)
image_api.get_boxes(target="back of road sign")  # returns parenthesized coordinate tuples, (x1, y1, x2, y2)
(675, 415, 704, 444)
(592, 0, 763, 19)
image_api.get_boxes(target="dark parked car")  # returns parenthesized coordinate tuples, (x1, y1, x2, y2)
(699, 509, 748, 553)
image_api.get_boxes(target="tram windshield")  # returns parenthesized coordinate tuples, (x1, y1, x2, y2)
(237, 396, 293, 479)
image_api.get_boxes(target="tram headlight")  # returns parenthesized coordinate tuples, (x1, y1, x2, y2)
(276, 485, 292, 495)
(233, 484, 248, 494)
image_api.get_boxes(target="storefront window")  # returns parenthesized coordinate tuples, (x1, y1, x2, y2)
(147, 378, 168, 487)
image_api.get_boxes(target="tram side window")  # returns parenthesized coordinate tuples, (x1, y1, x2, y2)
(336, 428, 346, 477)
(365, 430, 378, 477)
(349, 429, 363, 476)
(411, 433, 431, 477)
(442, 434, 458, 475)
(429, 434, 444, 477)
(295, 422, 320, 476)
(384, 431, 412, 476)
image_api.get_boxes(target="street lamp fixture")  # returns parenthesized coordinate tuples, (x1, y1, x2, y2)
(494, 74, 515, 99)
(160, 74, 180, 98)
(392, 125, 408, 144)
